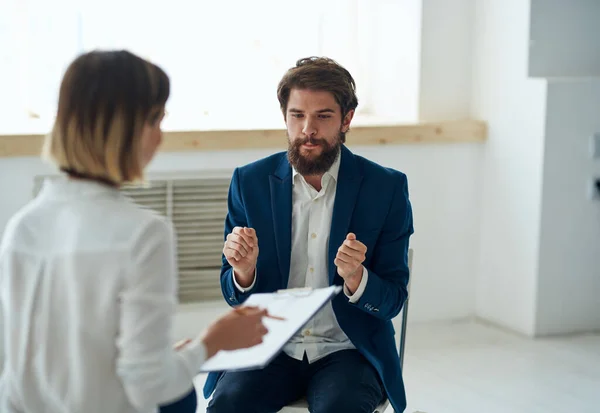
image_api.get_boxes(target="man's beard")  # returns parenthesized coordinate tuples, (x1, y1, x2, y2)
(287, 131, 344, 176)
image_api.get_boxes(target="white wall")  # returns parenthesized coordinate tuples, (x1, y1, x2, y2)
(351, 144, 482, 323)
(470, 0, 547, 336)
(528, 0, 600, 78)
(470, 0, 600, 336)
(410, 0, 484, 323)
(0, 141, 484, 325)
(535, 82, 600, 335)
(527, 0, 600, 335)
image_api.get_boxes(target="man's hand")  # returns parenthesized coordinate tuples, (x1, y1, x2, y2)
(334, 233, 367, 293)
(223, 226, 259, 288)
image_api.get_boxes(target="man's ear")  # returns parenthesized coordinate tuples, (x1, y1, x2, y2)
(341, 109, 355, 133)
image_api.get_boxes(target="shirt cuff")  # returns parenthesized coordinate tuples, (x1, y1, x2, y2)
(178, 336, 208, 372)
(232, 269, 257, 293)
(344, 266, 369, 303)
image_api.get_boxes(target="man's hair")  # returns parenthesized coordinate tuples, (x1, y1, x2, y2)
(277, 56, 358, 120)
(42, 50, 170, 185)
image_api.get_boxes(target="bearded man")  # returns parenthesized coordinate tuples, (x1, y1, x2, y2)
(204, 56, 414, 413)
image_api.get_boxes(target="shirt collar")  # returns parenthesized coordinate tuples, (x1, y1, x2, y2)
(40, 176, 121, 199)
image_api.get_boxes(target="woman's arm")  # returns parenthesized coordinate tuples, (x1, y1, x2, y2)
(116, 217, 270, 410)
(116, 218, 204, 410)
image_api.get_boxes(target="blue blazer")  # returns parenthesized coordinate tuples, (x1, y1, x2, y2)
(203, 145, 414, 412)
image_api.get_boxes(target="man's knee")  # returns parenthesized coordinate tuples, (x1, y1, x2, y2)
(207, 378, 260, 413)
(206, 387, 247, 413)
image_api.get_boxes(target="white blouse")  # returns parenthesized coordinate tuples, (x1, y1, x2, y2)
(0, 178, 205, 413)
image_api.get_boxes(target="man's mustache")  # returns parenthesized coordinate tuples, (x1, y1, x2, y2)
(297, 137, 327, 146)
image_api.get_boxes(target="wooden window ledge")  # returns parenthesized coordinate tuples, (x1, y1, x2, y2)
(0, 120, 486, 158)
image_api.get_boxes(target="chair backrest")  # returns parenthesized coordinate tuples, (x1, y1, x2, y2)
(279, 249, 414, 413)
(374, 248, 413, 413)
(398, 247, 413, 369)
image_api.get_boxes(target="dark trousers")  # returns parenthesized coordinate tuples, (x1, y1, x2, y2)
(207, 350, 385, 413)
(159, 387, 197, 413)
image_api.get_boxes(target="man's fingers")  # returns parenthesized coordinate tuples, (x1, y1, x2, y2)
(232, 226, 251, 240)
(336, 250, 354, 264)
(337, 254, 361, 269)
(224, 250, 239, 261)
(225, 242, 248, 258)
(338, 244, 366, 260)
(242, 227, 257, 241)
(334, 257, 354, 272)
(227, 233, 251, 251)
(244, 227, 257, 238)
(342, 239, 366, 253)
(232, 227, 257, 247)
(224, 246, 242, 261)
(336, 250, 363, 271)
(226, 237, 250, 257)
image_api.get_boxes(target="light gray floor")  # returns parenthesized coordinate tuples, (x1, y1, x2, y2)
(189, 319, 600, 413)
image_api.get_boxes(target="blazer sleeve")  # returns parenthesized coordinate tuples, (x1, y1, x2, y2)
(220, 167, 258, 306)
(349, 173, 414, 321)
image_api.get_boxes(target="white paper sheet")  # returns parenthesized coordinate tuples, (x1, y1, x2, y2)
(199, 285, 342, 372)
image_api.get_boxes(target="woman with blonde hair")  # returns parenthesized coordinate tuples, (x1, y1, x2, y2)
(0, 50, 268, 413)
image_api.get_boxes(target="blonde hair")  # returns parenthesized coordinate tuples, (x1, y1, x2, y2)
(43, 50, 170, 185)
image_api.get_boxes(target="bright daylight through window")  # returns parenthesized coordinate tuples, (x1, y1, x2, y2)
(0, 0, 421, 135)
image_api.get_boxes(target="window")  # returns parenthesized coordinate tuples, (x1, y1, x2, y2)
(1, 0, 421, 135)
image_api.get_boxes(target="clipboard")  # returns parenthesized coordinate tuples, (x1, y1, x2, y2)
(199, 285, 342, 372)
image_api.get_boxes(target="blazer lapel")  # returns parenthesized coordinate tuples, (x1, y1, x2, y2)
(328, 146, 363, 285)
(269, 155, 293, 288)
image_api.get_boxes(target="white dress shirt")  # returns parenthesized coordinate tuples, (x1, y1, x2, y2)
(0, 178, 205, 413)
(234, 152, 368, 362)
